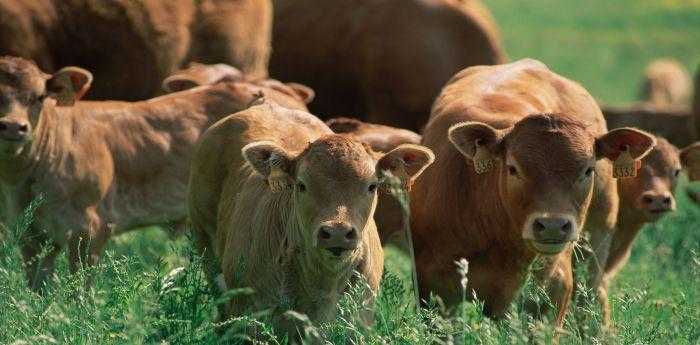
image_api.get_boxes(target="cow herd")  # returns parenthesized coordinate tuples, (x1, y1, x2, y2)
(1, 0, 699, 341)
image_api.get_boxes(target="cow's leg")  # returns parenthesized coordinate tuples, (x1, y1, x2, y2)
(20, 227, 61, 291)
(529, 248, 574, 332)
(67, 208, 109, 286)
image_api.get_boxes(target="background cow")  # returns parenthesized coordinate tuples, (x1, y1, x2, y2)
(639, 58, 692, 109)
(0, 56, 309, 290)
(270, 0, 506, 131)
(411, 59, 655, 328)
(187, 103, 434, 337)
(0, 0, 272, 101)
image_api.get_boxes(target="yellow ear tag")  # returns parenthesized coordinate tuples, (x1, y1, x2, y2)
(613, 145, 639, 179)
(473, 140, 494, 174)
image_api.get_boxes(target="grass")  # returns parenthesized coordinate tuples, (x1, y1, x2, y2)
(3, 1, 700, 344)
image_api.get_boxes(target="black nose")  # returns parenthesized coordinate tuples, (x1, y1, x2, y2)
(532, 217, 573, 241)
(317, 223, 358, 256)
(640, 191, 674, 213)
(0, 119, 30, 139)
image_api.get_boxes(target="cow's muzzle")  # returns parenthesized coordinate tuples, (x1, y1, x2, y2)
(317, 222, 359, 257)
(0, 119, 30, 143)
(524, 214, 577, 255)
(638, 191, 675, 221)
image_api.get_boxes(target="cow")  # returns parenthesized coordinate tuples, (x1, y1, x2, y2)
(187, 103, 434, 337)
(326, 117, 423, 247)
(592, 137, 700, 325)
(640, 58, 692, 109)
(162, 62, 315, 107)
(0, 56, 310, 290)
(270, 0, 507, 131)
(410, 59, 656, 328)
(681, 142, 700, 203)
(0, 0, 272, 101)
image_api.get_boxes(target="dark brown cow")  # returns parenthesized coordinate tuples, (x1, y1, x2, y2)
(411, 59, 655, 328)
(594, 137, 700, 325)
(270, 0, 506, 131)
(0, 56, 308, 290)
(0, 0, 271, 101)
(188, 103, 434, 337)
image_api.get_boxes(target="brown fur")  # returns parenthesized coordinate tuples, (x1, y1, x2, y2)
(412, 59, 655, 328)
(640, 58, 692, 109)
(270, 0, 506, 131)
(0, 56, 308, 290)
(0, 0, 271, 101)
(187, 104, 434, 336)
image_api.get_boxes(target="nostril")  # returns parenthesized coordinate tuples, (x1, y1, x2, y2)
(345, 228, 357, 240)
(562, 221, 572, 232)
(533, 220, 545, 232)
(17, 124, 28, 133)
(319, 228, 331, 240)
(642, 195, 654, 204)
(662, 196, 672, 205)
(0, 123, 6, 131)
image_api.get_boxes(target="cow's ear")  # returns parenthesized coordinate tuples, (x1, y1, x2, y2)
(377, 144, 435, 190)
(162, 75, 200, 93)
(242, 141, 296, 192)
(448, 121, 505, 159)
(46, 66, 93, 106)
(680, 142, 700, 181)
(326, 117, 362, 133)
(595, 127, 656, 161)
(284, 82, 315, 104)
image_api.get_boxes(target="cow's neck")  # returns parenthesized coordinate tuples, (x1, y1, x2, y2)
(606, 204, 646, 272)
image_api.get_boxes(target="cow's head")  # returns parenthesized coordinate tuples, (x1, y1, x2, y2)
(0, 56, 91, 158)
(617, 137, 682, 222)
(449, 114, 655, 255)
(243, 134, 434, 259)
(162, 62, 314, 109)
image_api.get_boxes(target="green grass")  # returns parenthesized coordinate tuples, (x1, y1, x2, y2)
(3, 1, 700, 344)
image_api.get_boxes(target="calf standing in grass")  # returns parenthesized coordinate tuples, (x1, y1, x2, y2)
(0, 56, 311, 290)
(188, 103, 434, 335)
(411, 59, 656, 327)
(592, 137, 700, 325)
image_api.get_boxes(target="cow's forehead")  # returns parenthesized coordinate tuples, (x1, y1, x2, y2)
(506, 114, 595, 173)
(0, 57, 47, 95)
(298, 134, 376, 181)
(643, 137, 680, 171)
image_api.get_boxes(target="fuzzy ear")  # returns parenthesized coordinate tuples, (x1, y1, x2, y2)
(447, 121, 505, 159)
(595, 127, 656, 161)
(242, 141, 296, 192)
(377, 144, 435, 190)
(284, 82, 315, 104)
(162, 75, 200, 93)
(680, 141, 700, 181)
(45, 66, 93, 106)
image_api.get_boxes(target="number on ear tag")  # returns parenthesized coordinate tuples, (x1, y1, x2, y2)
(613, 146, 639, 179)
(473, 141, 494, 174)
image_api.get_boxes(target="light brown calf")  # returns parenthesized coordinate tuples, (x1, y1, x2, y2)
(0, 56, 309, 290)
(592, 137, 700, 325)
(411, 59, 655, 328)
(270, 0, 506, 131)
(188, 104, 434, 336)
(640, 58, 692, 109)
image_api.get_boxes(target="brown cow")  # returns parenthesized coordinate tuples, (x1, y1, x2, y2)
(640, 58, 692, 109)
(270, 0, 506, 131)
(326, 117, 423, 246)
(0, 56, 309, 290)
(593, 137, 700, 325)
(411, 59, 655, 328)
(0, 0, 271, 101)
(187, 103, 434, 337)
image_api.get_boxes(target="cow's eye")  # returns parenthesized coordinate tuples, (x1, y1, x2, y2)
(507, 165, 519, 177)
(584, 166, 594, 178)
(297, 181, 306, 192)
(368, 183, 378, 193)
(673, 169, 681, 178)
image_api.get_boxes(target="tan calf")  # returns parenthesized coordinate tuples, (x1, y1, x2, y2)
(0, 56, 309, 290)
(640, 58, 692, 109)
(188, 104, 434, 336)
(412, 59, 655, 328)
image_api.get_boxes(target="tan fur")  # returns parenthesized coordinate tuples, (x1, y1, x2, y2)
(640, 58, 692, 109)
(0, 0, 271, 101)
(412, 59, 655, 328)
(270, 0, 506, 131)
(0, 56, 309, 290)
(188, 104, 434, 337)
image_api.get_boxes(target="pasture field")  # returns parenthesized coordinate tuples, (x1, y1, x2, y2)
(2, 0, 700, 344)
